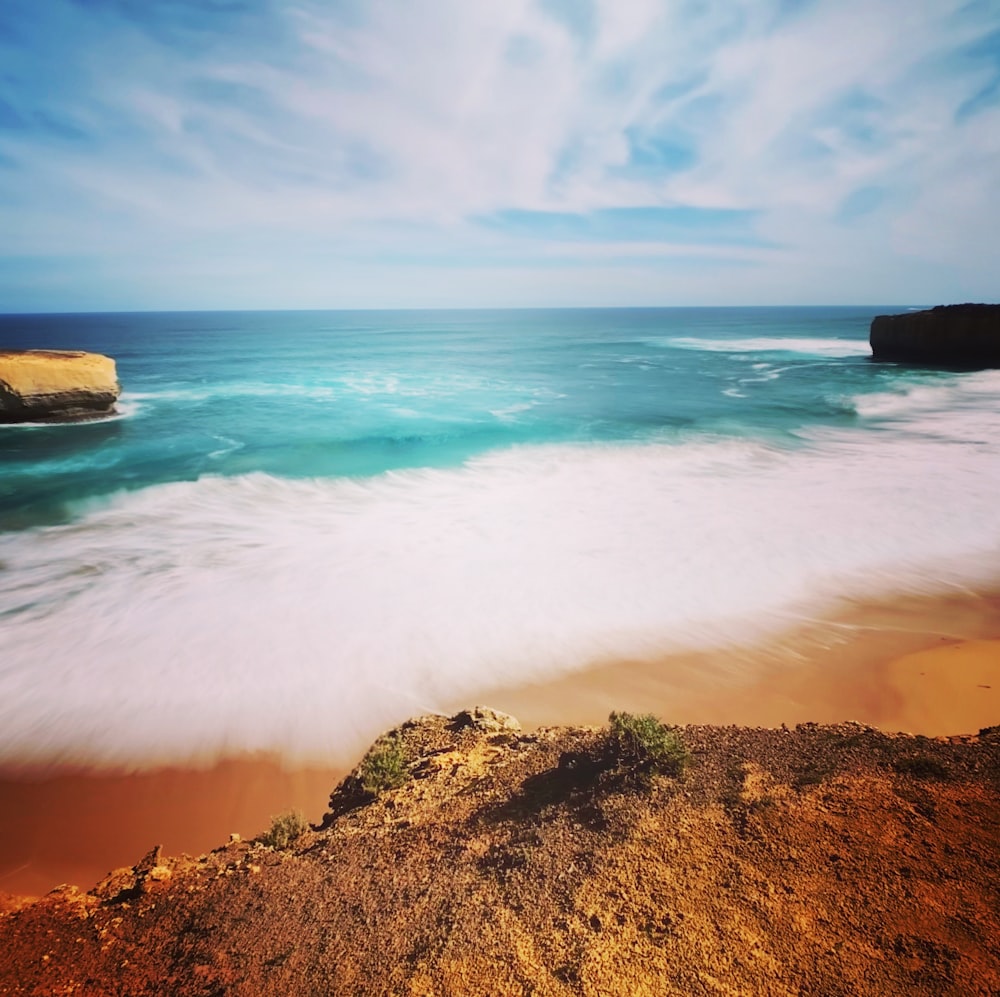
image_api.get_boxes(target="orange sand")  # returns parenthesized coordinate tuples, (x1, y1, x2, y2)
(880, 639, 999, 734)
(2, 588, 998, 899)
(477, 591, 1000, 735)
(486, 636, 998, 737)
(0, 757, 342, 899)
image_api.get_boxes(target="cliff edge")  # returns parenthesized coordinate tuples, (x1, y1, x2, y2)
(0, 350, 120, 423)
(2, 710, 999, 995)
(870, 303, 1000, 364)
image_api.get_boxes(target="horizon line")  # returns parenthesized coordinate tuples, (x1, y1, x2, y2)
(0, 302, 942, 318)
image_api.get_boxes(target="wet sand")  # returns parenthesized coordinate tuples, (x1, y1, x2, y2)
(0, 757, 343, 899)
(2, 587, 998, 899)
(478, 589, 1000, 734)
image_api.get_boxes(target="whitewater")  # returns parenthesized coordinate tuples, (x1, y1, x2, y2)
(2, 308, 999, 767)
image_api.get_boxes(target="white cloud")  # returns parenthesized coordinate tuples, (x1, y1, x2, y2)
(0, 0, 997, 307)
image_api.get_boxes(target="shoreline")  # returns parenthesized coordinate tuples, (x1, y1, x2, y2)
(468, 586, 1000, 735)
(2, 585, 998, 899)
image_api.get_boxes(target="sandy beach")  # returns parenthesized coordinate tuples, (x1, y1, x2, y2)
(479, 588, 1000, 735)
(2, 586, 998, 899)
(0, 757, 342, 899)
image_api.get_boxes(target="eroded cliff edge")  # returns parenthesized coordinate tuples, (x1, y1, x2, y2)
(2, 710, 999, 995)
(0, 350, 120, 423)
(870, 303, 1000, 364)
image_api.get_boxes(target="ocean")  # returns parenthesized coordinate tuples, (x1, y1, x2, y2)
(2, 307, 999, 769)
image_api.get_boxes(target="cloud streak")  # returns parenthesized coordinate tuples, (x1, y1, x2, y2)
(0, 0, 997, 309)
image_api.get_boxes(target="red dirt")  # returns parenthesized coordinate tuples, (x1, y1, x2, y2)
(2, 712, 999, 995)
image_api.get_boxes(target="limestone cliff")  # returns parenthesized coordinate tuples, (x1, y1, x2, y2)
(2, 711, 1000, 995)
(870, 303, 1000, 364)
(0, 350, 120, 423)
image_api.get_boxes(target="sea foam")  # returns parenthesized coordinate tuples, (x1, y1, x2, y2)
(850, 369, 1000, 419)
(667, 336, 873, 357)
(2, 381, 1000, 768)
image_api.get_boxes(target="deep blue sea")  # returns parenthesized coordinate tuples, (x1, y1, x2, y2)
(3, 307, 1000, 766)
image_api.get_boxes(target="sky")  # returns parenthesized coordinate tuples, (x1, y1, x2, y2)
(0, 0, 998, 311)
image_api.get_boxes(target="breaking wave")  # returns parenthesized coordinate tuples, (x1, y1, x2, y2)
(2, 408, 1000, 767)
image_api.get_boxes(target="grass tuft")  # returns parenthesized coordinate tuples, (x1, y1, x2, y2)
(260, 809, 309, 850)
(606, 712, 690, 777)
(359, 734, 410, 795)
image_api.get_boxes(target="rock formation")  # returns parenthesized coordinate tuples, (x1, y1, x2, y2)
(0, 350, 120, 423)
(3, 710, 1000, 995)
(870, 303, 1000, 364)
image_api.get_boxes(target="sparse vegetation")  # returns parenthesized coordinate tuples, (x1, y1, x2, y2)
(260, 809, 309, 850)
(359, 733, 409, 795)
(606, 711, 690, 777)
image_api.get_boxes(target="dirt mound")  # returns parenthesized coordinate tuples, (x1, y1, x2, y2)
(2, 713, 999, 995)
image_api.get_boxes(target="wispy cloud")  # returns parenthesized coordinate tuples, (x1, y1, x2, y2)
(0, 0, 997, 309)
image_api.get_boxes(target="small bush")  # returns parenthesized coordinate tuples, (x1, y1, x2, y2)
(261, 809, 309, 850)
(359, 734, 409, 795)
(607, 712, 690, 777)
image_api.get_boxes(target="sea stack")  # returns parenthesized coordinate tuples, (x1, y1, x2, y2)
(870, 303, 1000, 364)
(0, 350, 121, 423)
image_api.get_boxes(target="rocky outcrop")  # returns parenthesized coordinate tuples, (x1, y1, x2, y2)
(3, 711, 1000, 995)
(0, 350, 120, 423)
(450, 705, 521, 734)
(870, 303, 1000, 364)
(91, 845, 173, 905)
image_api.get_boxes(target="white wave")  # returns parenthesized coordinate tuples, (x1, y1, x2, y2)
(851, 369, 1000, 420)
(125, 383, 337, 403)
(207, 435, 245, 460)
(614, 356, 657, 369)
(0, 394, 144, 429)
(113, 395, 146, 420)
(718, 364, 788, 398)
(0, 416, 117, 431)
(668, 336, 872, 357)
(738, 367, 785, 385)
(124, 374, 557, 411)
(489, 400, 539, 420)
(3, 397, 1000, 768)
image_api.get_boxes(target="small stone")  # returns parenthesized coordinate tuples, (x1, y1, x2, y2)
(450, 706, 521, 734)
(134, 846, 163, 876)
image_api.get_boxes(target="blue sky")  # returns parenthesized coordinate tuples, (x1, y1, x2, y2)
(0, 0, 998, 310)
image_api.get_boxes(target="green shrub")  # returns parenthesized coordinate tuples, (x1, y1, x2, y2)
(607, 711, 689, 777)
(261, 809, 309, 850)
(359, 734, 409, 795)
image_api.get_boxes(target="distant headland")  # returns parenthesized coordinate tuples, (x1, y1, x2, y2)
(870, 303, 1000, 364)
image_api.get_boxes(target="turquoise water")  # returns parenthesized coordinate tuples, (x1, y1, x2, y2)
(2, 308, 999, 766)
(3, 307, 885, 526)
